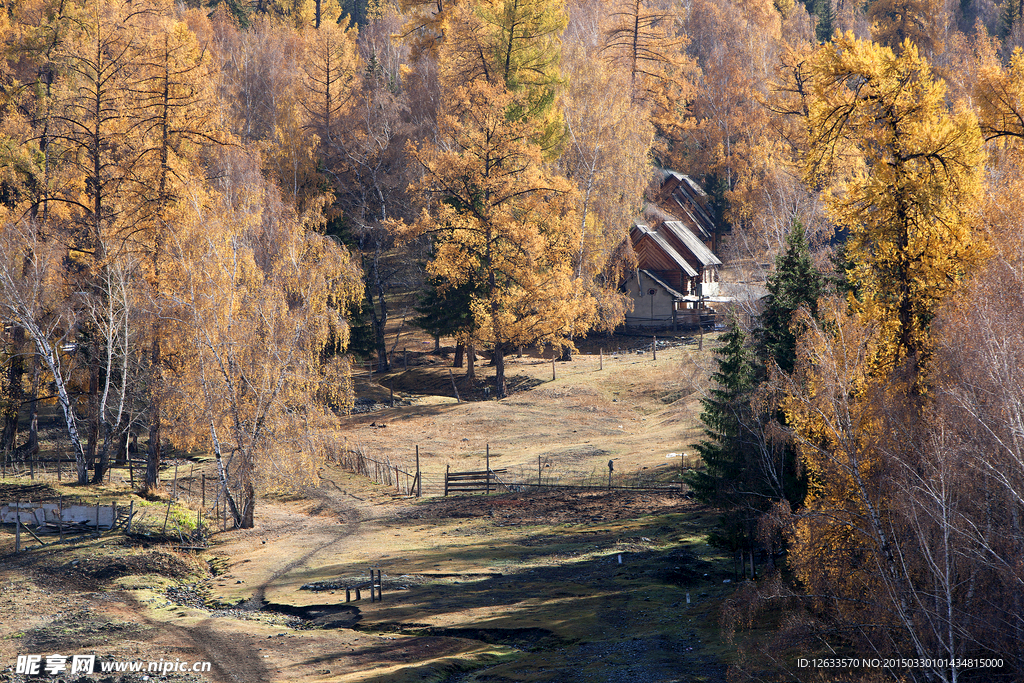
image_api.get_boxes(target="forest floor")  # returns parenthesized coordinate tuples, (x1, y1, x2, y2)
(0, 332, 749, 683)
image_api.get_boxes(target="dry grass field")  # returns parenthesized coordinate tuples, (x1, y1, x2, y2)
(0, 331, 745, 683)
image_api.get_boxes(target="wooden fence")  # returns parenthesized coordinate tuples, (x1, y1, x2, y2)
(334, 442, 690, 497)
(327, 443, 422, 497)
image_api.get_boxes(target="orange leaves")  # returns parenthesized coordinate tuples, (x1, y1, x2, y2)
(401, 70, 587, 394)
(801, 33, 985, 379)
(162, 164, 361, 497)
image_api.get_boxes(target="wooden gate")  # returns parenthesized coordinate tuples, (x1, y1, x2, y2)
(443, 465, 508, 495)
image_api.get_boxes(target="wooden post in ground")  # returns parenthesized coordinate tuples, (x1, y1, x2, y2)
(444, 464, 450, 496)
(202, 474, 206, 508)
(599, 349, 603, 370)
(698, 296, 704, 351)
(652, 336, 657, 360)
(162, 498, 172, 535)
(126, 500, 133, 534)
(538, 455, 542, 485)
(346, 588, 351, 602)
(551, 358, 556, 380)
(486, 444, 490, 494)
(369, 569, 376, 602)
(110, 502, 116, 531)
(680, 453, 685, 491)
(448, 369, 461, 403)
(415, 446, 421, 498)
(355, 587, 361, 600)
(172, 461, 179, 501)
(15, 500, 21, 553)
(377, 569, 383, 600)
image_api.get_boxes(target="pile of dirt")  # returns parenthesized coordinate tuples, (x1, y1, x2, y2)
(36, 551, 201, 591)
(21, 608, 144, 651)
(403, 489, 688, 524)
(0, 482, 61, 501)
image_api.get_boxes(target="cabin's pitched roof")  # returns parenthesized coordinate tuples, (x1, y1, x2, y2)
(662, 221, 722, 267)
(630, 222, 698, 278)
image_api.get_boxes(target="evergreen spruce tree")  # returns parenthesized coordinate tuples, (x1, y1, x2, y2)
(1001, 0, 1023, 40)
(813, 0, 835, 42)
(756, 220, 824, 375)
(752, 219, 825, 512)
(410, 276, 479, 353)
(346, 285, 378, 361)
(685, 320, 759, 550)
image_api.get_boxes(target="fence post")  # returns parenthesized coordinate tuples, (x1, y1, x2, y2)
(599, 349, 603, 370)
(551, 358, 555, 380)
(444, 464, 450, 496)
(172, 460, 179, 501)
(538, 455, 542, 486)
(15, 500, 21, 553)
(486, 444, 490, 494)
(652, 336, 657, 361)
(416, 446, 421, 498)
(370, 568, 375, 602)
(202, 474, 206, 508)
(448, 369, 461, 403)
(162, 498, 172, 535)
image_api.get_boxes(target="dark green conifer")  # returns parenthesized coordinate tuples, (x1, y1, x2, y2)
(756, 220, 824, 374)
(685, 319, 759, 550)
(813, 0, 835, 42)
(410, 276, 478, 353)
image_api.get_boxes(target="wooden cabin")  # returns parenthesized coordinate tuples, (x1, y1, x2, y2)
(623, 172, 723, 329)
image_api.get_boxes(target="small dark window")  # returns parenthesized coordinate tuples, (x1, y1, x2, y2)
(648, 289, 657, 296)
